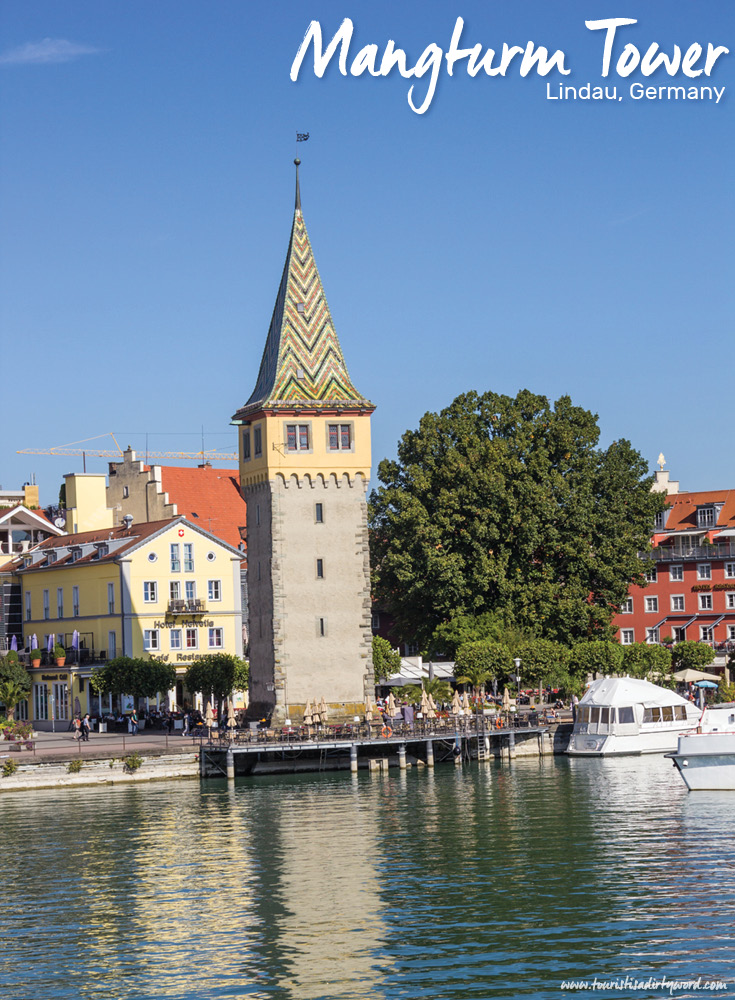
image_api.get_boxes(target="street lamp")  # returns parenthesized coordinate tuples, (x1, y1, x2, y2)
(513, 657, 521, 707)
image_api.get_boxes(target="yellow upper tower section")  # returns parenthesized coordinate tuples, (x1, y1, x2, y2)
(233, 161, 374, 487)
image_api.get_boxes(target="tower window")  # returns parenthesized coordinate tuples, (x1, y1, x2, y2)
(328, 423, 352, 451)
(296, 302, 305, 314)
(316, 558, 324, 579)
(317, 617, 327, 637)
(286, 424, 310, 451)
(243, 430, 251, 461)
(254, 427, 262, 457)
(315, 503, 323, 523)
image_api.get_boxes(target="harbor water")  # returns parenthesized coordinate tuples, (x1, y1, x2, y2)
(2, 755, 735, 1000)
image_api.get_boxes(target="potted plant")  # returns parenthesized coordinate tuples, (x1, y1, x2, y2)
(6, 649, 19, 666)
(30, 648, 41, 668)
(54, 643, 66, 667)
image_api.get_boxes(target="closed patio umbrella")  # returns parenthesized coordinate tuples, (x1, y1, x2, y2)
(47, 634, 54, 654)
(427, 693, 438, 719)
(227, 701, 237, 734)
(365, 695, 374, 723)
(205, 701, 214, 739)
(419, 688, 430, 716)
(303, 698, 313, 726)
(387, 692, 396, 718)
(30, 634, 38, 650)
(11, 635, 17, 652)
(320, 697, 328, 723)
(462, 691, 471, 713)
(452, 689, 462, 715)
(503, 687, 511, 711)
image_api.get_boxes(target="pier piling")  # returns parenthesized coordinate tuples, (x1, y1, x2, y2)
(398, 745, 406, 770)
(350, 744, 358, 773)
(426, 740, 434, 768)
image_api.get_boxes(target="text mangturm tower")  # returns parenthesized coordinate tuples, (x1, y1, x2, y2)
(232, 162, 375, 722)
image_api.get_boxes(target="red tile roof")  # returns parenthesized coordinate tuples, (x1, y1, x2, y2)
(158, 466, 246, 549)
(655, 490, 735, 536)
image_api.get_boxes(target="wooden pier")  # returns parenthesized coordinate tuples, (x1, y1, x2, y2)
(197, 718, 555, 779)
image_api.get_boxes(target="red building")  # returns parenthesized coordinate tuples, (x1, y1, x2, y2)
(613, 469, 735, 665)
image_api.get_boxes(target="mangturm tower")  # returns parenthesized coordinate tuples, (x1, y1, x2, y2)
(232, 161, 375, 723)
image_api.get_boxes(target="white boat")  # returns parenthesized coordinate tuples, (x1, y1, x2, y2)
(567, 676, 703, 756)
(668, 707, 735, 790)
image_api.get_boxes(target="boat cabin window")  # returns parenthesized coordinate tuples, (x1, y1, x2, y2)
(618, 707, 634, 724)
(674, 706, 687, 721)
(600, 707, 610, 725)
(661, 706, 674, 722)
(643, 707, 662, 723)
(577, 706, 589, 724)
(589, 707, 600, 724)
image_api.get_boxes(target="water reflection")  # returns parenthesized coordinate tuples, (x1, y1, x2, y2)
(1, 758, 735, 1000)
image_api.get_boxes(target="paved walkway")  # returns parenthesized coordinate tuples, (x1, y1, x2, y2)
(2, 728, 201, 762)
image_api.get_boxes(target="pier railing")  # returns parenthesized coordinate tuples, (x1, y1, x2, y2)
(194, 711, 552, 747)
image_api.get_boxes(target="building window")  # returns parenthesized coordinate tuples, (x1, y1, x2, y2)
(644, 566, 657, 583)
(170, 581, 181, 601)
(143, 581, 158, 603)
(286, 423, 310, 451)
(186, 628, 198, 649)
(620, 629, 634, 645)
(108, 583, 115, 614)
(256, 504, 260, 526)
(328, 423, 352, 450)
(317, 617, 327, 637)
(697, 563, 712, 581)
(697, 507, 716, 528)
(644, 596, 658, 613)
(207, 580, 221, 602)
(243, 429, 251, 461)
(108, 631, 116, 658)
(700, 626, 714, 642)
(699, 593, 713, 611)
(208, 628, 224, 648)
(254, 426, 262, 457)
(33, 683, 48, 721)
(143, 629, 159, 651)
(728, 626, 735, 641)
(671, 595, 685, 612)
(71, 548, 81, 563)
(654, 510, 667, 530)
(170, 629, 182, 650)
(726, 563, 735, 579)
(645, 628, 659, 645)
(56, 588, 64, 619)
(184, 543, 194, 573)
(25, 592, 31, 622)
(726, 593, 735, 610)
(315, 503, 323, 523)
(122, 486, 129, 499)
(185, 581, 196, 604)
(670, 565, 683, 582)
(42, 590, 50, 620)
(673, 627, 686, 642)
(170, 544, 180, 572)
(97, 544, 108, 558)
(372, 613, 380, 630)
(316, 558, 324, 579)
(620, 598, 633, 614)
(72, 586, 79, 618)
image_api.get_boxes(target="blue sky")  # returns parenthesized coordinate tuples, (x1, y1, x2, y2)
(1, 1, 733, 504)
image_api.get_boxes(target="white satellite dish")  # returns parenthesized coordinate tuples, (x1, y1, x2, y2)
(54, 517, 66, 528)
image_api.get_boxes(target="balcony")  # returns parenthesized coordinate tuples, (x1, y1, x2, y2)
(650, 543, 735, 563)
(167, 599, 207, 615)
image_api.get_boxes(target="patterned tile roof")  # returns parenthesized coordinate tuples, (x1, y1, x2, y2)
(654, 489, 735, 537)
(235, 175, 373, 417)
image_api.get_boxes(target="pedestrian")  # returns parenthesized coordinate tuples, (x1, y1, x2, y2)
(572, 693, 579, 722)
(81, 714, 91, 742)
(131, 709, 139, 735)
(72, 715, 81, 741)
(183, 711, 190, 736)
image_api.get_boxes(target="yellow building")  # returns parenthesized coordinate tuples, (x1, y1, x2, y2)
(17, 516, 244, 729)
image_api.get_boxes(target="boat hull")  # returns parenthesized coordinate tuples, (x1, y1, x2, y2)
(669, 732, 735, 790)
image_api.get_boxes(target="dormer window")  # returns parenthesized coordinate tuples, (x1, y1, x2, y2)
(697, 507, 716, 529)
(654, 509, 669, 530)
(48, 552, 57, 564)
(71, 548, 82, 563)
(96, 544, 108, 558)
(24, 557, 32, 568)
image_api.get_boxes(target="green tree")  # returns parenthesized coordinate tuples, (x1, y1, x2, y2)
(369, 389, 665, 648)
(0, 680, 29, 721)
(429, 611, 505, 659)
(671, 641, 716, 673)
(184, 653, 249, 719)
(623, 642, 672, 680)
(372, 636, 402, 682)
(455, 640, 513, 693)
(91, 657, 177, 704)
(0, 654, 33, 692)
(568, 640, 624, 678)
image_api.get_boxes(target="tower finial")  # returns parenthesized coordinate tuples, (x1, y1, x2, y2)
(294, 158, 301, 212)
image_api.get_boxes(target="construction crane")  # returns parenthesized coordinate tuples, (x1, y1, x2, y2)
(18, 432, 238, 463)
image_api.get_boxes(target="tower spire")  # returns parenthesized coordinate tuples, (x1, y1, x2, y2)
(294, 157, 301, 212)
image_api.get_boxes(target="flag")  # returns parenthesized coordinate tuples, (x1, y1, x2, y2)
(296, 132, 310, 141)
